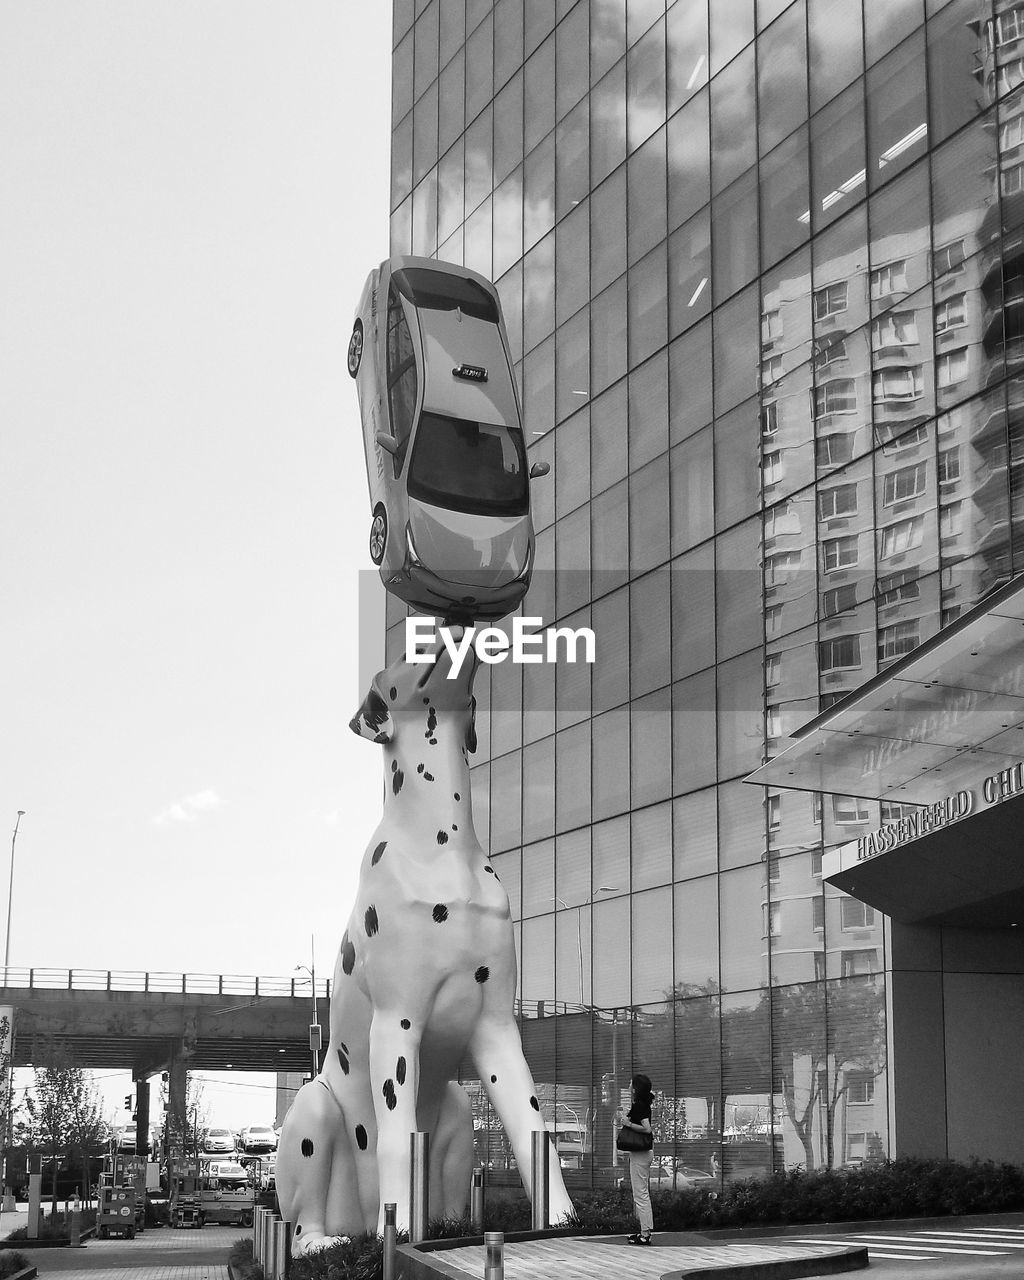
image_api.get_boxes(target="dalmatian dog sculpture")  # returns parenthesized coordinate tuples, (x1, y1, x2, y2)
(275, 630, 573, 1251)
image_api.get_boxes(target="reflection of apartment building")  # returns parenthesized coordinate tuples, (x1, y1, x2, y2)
(389, 0, 1024, 1181)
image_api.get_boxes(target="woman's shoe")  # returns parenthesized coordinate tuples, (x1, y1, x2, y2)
(627, 1233, 652, 1246)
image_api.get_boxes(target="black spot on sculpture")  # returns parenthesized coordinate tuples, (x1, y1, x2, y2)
(475, 966, 489, 984)
(337, 1045, 350, 1075)
(437, 830, 448, 845)
(432, 903, 448, 923)
(341, 931, 356, 975)
(392, 767, 404, 795)
(383, 1079, 397, 1111)
(355, 1125, 368, 1151)
(364, 905, 379, 937)
(396, 1056, 407, 1085)
(530, 1096, 539, 1111)
(371, 841, 387, 865)
(301, 1138, 315, 1157)
(400, 1018, 410, 1029)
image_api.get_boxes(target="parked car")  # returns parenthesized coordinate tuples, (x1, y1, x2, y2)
(202, 1127, 236, 1155)
(206, 1160, 250, 1189)
(347, 255, 548, 624)
(239, 1125, 277, 1155)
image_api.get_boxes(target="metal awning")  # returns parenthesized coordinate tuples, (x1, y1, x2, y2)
(746, 574, 1024, 805)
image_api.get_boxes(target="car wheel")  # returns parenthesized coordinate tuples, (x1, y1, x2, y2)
(347, 321, 363, 378)
(369, 507, 387, 565)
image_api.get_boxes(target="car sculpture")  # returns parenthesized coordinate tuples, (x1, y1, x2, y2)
(347, 255, 548, 624)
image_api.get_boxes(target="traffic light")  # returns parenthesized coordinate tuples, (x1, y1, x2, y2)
(124, 1094, 132, 1110)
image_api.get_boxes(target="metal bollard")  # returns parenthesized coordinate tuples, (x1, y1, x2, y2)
(470, 1168, 484, 1234)
(530, 1131, 550, 1231)
(253, 1206, 269, 1264)
(484, 1230, 504, 1280)
(409, 1131, 430, 1244)
(383, 1203, 397, 1280)
(261, 1211, 280, 1271)
(278, 1221, 293, 1278)
(267, 1218, 283, 1280)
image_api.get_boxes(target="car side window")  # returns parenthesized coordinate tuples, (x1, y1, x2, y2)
(386, 284, 418, 473)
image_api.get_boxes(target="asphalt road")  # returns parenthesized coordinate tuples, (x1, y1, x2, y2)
(1, 1216, 237, 1271)
(785, 1220, 1024, 1278)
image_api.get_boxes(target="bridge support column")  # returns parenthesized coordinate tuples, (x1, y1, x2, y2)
(133, 1076, 150, 1160)
(0, 1006, 14, 1211)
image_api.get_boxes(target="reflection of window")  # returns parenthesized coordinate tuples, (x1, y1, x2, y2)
(811, 847, 823, 877)
(1001, 110, 1024, 149)
(935, 295, 966, 332)
(880, 515, 924, 557)
(833, 795, 870, 824)
(766, 707, 782, 740)
(939, 445, 961, 484)
(878, 620, 919, 661)
(937, 348, 968, 387)
(877, 421, 929, 452)
(881, 800, 919, 822)
(762, 309, 782, 343)
(1002, 161, 1024, 196)
(765, 653, 781, 686)
(819, 635, 861, 671)
(842, 950, 878, 977)
(876, 570, 920, 606)
(813, 282, 848, 320)
(933, 239, 966, 278)
(840, 897, 876, 928)
(882, 462, 927, 505)
(846, 1132, 870, 1161)
(763, 901, 782, 936)
(992, 57, 1024, 95)
(764, 501, 800, 536)
(940, 500, 964, 537)
(812, 896, 825, 930)
(870, 260, 907, 298)
(822, 535, 859, 571)
(818, 483, 858, 520)
(815, 334, 848, 369)
(766, 794, 781, 828)
(766, 603, 783, 635)
(872, 365, 924, 402)
(871, 310, 918, 349)
(763, 450, 783, 485)
(813, 951, 826, 979)
(822, 583, 858, 616)
(765, 550, 802, 585)
(995, 6, 1024, 45)
(816, 433, 855, 466)
(814, 378, 857, 416)
(762, 355, 784, 385)
(761, 401, 779, 436)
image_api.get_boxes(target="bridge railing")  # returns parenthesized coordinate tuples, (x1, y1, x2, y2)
(0, 966, 334, 999)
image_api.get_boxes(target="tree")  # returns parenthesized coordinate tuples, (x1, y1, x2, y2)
(24, 1046, 103, 1212)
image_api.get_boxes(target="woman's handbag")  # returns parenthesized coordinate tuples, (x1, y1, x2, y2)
(615, 1124, 652, 1152)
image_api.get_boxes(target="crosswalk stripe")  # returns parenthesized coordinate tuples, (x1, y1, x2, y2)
(917, 1232, 1024, 1248)
(842, 1236, 1006, 1255)
(968, 1228, 1024, 1235)
(866, 1253, 933, 1261)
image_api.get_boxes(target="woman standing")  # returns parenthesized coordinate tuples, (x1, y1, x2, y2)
(619, 1073, 655, 1245)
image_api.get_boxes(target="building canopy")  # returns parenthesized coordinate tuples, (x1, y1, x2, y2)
(746, 576, 1024, 928)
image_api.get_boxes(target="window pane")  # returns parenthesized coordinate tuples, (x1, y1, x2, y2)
(591, 167, 628, 294)
(713, 285, 759, 412)
(632, 802, 672, 891)
(522, 838, 555, 917)
(592, 586, 630, 711)
(593, 813, 630, 896)
(521, 913, 555, 1005)
(710, 0, 754, 76)
(556, 97, 590, 220)
(631, 686, 673, 807)
(628, 127, 668, 264)
(592, 59, 628, 186)
(716, 648, 764, 778)
(673, 669, 718, 794)
(593, 705, 631, 819)
(556, 720, 592, 832)
(632, 887, 673, 1002)
(631, 567, 672, 696)
(524, 31, 556, 153)
(627, 17, 667, 152)
(668, 88, 711, 229)
(593, 895, 631, 1005)
(866, 32, 927, 191)
(628, 243, 669, 366)
(716, 517, 762, 658)
(757, 0, 807, 155)
(591, 380, 629, 497)
(671, 542, 716, 677)
(490, 752, 522, 850)
(669, 320, 714, 444)
(674, 877, 719, 989)
(810, 80, 865, 234)
(670, 425, 715, 556)
(522, 736, 555, 844)
(629, 456, 670, 573)
(807, 0, 864, 113)
(629, 350, 670, 468)
(667, 0, 710, 114)
(592, 480, 629, 596)
(669, 208, 713, 335)
(674, 787, 718, 879)
(760, 127, 810, 269)
(710, 45, 756, 193)
(591, 277, 628, 393)
(720, 866, 767, 990)
(555, 826, 591, 907)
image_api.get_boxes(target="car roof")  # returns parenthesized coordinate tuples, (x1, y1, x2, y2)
(415, 307, 520, 426)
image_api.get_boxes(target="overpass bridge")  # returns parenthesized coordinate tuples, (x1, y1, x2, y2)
(0, 966, 332, 1076)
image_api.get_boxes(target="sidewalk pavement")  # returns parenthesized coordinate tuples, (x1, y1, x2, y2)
(435, 1232, 865, 1280)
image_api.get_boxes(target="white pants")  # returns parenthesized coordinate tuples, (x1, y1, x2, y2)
(628, 1148, 654, 1234)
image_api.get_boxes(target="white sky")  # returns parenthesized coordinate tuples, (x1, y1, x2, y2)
(1, 3, 394, 1127)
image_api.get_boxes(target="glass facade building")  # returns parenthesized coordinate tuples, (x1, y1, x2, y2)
(383, 0, 1024, 1184)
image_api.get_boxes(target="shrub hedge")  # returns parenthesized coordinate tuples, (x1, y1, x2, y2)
(267, 1158, 1024, 1280)
(0, 1251, 30, 1278)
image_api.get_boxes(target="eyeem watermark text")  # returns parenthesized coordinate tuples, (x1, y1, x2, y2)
(406, 616, 597, 679)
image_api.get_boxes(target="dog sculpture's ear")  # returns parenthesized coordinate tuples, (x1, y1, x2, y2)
(465, 695, 478, 754)
(350, 677, 394, 744)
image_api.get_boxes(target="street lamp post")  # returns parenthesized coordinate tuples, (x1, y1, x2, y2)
(4, 811, 24, 987)
(295, 935, 320, 1079)
(555, 885, 619, 1007)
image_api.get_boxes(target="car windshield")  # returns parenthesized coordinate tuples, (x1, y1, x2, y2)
(407, 412, 528, 516)
(392, 268, 499, 323)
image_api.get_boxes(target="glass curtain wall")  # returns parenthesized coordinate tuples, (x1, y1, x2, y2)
(386, 0, 1024, 1187)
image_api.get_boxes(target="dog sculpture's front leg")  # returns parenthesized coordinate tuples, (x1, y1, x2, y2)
(368, 1012, 421, 1233)
(469, 1016, 574, 1224)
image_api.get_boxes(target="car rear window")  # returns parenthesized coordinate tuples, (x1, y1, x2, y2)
(407, 412, 528, 517)
(393, 268, 499, 323)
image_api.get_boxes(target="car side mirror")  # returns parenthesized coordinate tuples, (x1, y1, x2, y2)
(375, 432, 399, 457)
(529, 461, 550, 478)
